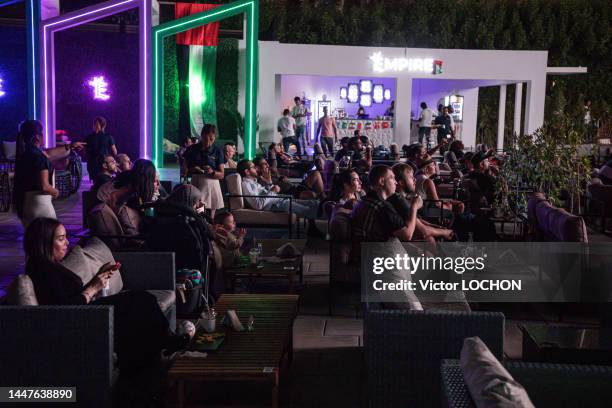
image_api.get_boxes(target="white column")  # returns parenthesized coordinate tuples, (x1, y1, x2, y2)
(513, 83, 522, 136)
(523, 77, 546, 135)
(151, 1, 160, 26)
(394, 77, 413, 148)
(497, 85, 506, 151)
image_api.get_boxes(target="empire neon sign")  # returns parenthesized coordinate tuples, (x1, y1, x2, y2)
(0, 77, 5, 97)
(370, 52, 441, 74)
(88, 76, 110, 100)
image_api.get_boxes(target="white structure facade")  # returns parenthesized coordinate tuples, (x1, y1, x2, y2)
(239, 41, 585, 150)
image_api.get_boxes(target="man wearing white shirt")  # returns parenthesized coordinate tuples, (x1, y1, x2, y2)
(291, 96, 309, 154)
(418, 102, 436, 148)
(237, 159, 323, 235)
(419, 102, 436, 148)
(277, 108, 301, 156)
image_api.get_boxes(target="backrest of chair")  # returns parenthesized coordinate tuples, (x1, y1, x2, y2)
(87, 203, 124, 249)
(322, 159, 339, 190)
(225, 173, 244, 209)
(527, 193, 548, 228)
(82, 190, 97, 227)
(534, 200, 588, 242)
(4, 275, 38, 306)
(329, 208, 353, 268)
(0, 305, 113, 408)
(588, 182, 612, 216)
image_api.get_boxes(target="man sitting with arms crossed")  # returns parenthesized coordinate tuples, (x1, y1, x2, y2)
(237, 159, 324, 236)
(387, 163, 454, 242)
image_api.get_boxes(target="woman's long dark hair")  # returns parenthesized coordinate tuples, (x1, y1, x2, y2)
(113, 159, 157, 203)
(24, 217, 61, 265)
(330, 169, 357, 202)
(16, 119, 43, 159)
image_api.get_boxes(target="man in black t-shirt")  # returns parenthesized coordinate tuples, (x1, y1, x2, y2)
(351, 165, 422, 242)
(92, 155, 118, 195)
(387, 163, 454, 242)
(84, 117, 116, 182)
(467, 152, 497, 205)
(433, 106, 453, 144)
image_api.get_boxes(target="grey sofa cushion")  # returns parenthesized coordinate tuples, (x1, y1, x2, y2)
(460, 336, 534, 408)
(5, 275, 39, 306)
(61, 238, 123, 295)
(146, 290, 176, 313)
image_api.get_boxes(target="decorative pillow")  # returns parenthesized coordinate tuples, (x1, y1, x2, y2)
(4, 275, 38, 305)
(61, 237, 123, 295)
(2, 141, 16, 160)
(115, 204, 142, 236)
(460, 337, 534, 408)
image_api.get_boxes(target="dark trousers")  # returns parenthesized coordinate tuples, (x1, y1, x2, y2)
(418, 127, 432, 147)
(87, 161, 99, 183)
(282, 136, 302, 156)
(320, 136, 334, 156)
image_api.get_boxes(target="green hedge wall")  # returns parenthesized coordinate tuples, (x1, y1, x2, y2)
(164, 0, 610, 147)
(215, 38, 239, 144)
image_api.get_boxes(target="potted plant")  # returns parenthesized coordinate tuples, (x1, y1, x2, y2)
(497, 115, 593, 215)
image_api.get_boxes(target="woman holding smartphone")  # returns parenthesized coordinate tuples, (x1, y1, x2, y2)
(184, 124, 225, 219)
(23, 217, 188, 374)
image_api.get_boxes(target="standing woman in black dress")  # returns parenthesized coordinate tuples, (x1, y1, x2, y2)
(84, 117, 117, 182)
(13, 120, 82, 228)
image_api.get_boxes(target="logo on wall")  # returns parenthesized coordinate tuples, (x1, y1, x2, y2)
(88, 76, 110, 101)
(0, 77, 5, 97)
(370, 52, 438, 74)
(433, 60, 443, 75)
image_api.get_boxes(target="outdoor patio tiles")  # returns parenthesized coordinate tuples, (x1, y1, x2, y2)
(294, 334, 360, 350)
(293, 315, 327, 336)
(324, 318, 364, 337)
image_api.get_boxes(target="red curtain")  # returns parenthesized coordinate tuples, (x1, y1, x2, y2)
(175, 3, 220, 46)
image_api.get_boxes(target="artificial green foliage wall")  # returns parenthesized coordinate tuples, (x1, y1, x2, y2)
(215, 38, 239, 143)
(163, 36, 180, 144)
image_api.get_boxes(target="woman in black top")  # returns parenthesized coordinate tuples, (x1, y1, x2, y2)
(184, 124, 225, 219)
(13, 120, 82, 227)
(24, 217, 188, 373)
(84, 117, 117, 182)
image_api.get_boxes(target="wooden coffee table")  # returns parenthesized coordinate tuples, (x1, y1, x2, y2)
(168, 294, 299, 408)
(520, 323, 612, 365)
(226, 239, 306, 292)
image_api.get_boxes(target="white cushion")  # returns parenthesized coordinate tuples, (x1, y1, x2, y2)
(2, 141, 16, 160)
(460, 337, 534, 408)
(61, 237, 123, 295)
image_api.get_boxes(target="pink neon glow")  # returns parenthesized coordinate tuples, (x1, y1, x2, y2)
(88, 76, 110, 100)
(41, 0, 149, 158)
